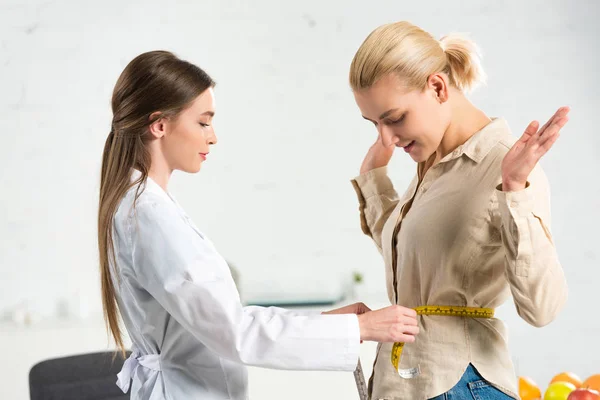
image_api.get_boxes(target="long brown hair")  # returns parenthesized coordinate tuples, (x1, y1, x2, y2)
(98, 51, 215, 355)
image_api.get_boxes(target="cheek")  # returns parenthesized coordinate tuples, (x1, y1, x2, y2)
(166, 125, 201, 158)
(179, 125, 204, 150)
(409, 110, 436, 143)
(420, 125, 445, 152)
(182, 122, 199, 140)
(418, 104, 447, 143)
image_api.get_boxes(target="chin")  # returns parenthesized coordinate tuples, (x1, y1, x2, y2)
(408, 154, 419, 163)
(181, 163, 202, 174)
(410, 151, 427, 163)
(411, 145, 436, 163)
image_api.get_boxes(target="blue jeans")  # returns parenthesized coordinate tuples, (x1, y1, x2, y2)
(429, 364, 515, 400)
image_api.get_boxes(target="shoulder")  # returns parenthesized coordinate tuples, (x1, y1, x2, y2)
(115, 182, 180, 230)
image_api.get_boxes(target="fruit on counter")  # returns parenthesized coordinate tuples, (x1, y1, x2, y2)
(545, 382, 577, 400)
(551, 372, 583, 388)
(520, 376, 543, 400)
(582, 376, 600, 392)
(567, 389, 600, 400)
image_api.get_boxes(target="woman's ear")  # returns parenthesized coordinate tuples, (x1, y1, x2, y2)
(427, 73, 449, 104)
(148, 111, 167, 139)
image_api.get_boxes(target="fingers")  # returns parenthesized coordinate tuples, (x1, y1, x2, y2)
(527, 108, 570, 155)
(536, 115, 568, 153)
(395, 333, 416, 343)
(535, 106, 570, 139)
(359, 305, 421, 343)
(540, 116, 569, 138)
(390, 306, 420, 342)
(538, 131, 561, 154)
(392, 304, 417, 318)
(391, 322, 419, 343)
(400, 314, 419, 326)
(537, 117, 567, 154)
(387, 305, 418, 326)
(518, 120, 540, 144)
(402, 324, 420, 336)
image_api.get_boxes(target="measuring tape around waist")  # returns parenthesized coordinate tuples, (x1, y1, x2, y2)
(391, 305, 495, 371)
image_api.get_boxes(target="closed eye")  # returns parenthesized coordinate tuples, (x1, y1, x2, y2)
(388, 114, 406, 125)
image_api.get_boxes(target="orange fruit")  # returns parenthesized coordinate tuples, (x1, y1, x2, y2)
(552, 372, 583, 388)
(520, 376, 542, 400)
(582, 375, 600, 392)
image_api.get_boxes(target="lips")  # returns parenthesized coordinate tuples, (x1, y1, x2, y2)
(396, 140, 414, 148)
(396, 140, 415, 151)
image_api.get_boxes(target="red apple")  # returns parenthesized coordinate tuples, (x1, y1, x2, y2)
(568, 389, 600, 400)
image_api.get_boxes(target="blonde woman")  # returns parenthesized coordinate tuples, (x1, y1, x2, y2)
(98, 50, 421, 400)
(349, 21, 569, 399)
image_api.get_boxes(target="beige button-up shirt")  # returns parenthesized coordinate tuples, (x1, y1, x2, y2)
(351, 118, 568, 399)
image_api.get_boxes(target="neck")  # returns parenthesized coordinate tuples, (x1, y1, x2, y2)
(435, 90, 491, 163)
(147, 147, 173, 192)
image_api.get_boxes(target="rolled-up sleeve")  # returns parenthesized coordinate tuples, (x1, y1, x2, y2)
(350, 166, 400, 251)
(494, 166, 568, 327)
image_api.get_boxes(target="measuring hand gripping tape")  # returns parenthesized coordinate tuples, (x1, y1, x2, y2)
(391, 306, 495, 375)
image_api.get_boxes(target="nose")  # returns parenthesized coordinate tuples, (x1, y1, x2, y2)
(378, 125, 398, 148)
(208, 128, 217, 145)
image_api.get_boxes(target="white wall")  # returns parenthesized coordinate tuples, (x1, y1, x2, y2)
(1, 0, 598, 398)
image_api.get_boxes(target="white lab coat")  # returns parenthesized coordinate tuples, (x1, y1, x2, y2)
(111, 171, 360, 400)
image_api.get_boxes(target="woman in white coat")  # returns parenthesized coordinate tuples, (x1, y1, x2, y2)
(98, 50, 420, 400)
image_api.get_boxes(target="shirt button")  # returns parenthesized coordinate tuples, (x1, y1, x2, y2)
(510, 201, 518, 207)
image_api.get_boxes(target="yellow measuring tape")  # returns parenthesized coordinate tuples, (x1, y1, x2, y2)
(391, 305, 495, 371)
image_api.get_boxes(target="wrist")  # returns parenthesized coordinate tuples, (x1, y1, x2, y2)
(360, 162, 388, 175)
(501, 180, 526, 192)
(357, 313, 369, 341)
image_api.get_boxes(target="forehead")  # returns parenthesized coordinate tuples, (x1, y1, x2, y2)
(353, 74, 417, 117)
(186, 87, 215, 113)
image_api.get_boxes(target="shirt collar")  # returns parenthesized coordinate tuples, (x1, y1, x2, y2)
(439, 117, 512, 164)
(130, 169, 177, 205)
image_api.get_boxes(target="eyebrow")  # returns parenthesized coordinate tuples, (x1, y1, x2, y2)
(362, 108, 402, 122)
(201, 111, 215, 117)
(379, 108, 401, 119)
